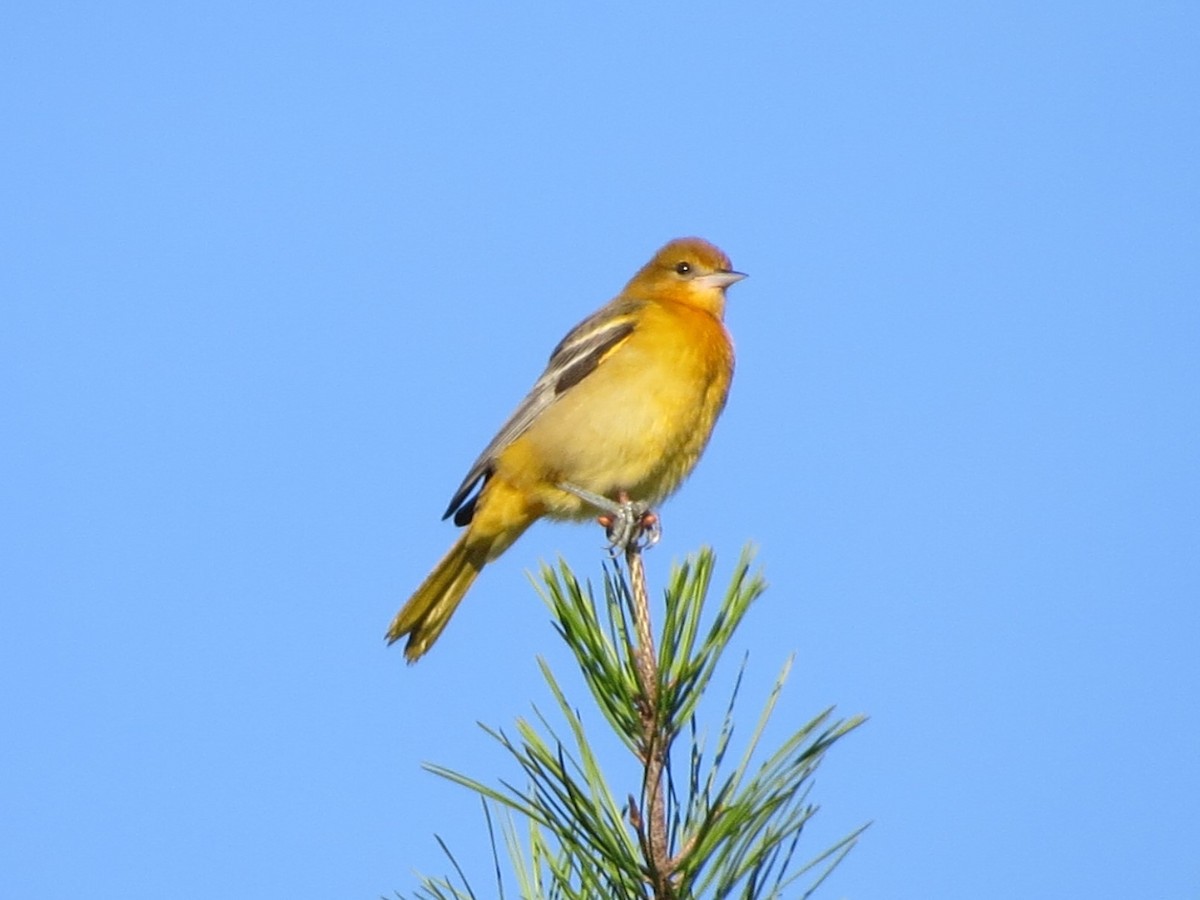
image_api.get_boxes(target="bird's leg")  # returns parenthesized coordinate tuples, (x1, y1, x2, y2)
(601, 491, 661, 552)
(558, 483, 661, 553)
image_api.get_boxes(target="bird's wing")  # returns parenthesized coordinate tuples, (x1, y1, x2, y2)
(443, 298, 644, 523)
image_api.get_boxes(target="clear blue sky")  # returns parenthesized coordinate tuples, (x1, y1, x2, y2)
(3, 3, 1197, 897)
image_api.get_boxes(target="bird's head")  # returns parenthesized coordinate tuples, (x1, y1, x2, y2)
(626, 237, 746, 317)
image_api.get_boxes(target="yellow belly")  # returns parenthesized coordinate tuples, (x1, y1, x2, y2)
(494, 302, 733, 521)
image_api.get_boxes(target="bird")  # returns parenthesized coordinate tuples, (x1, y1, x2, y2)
(387, 237, 745, 662)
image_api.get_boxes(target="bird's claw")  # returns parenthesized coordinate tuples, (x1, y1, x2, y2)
(598, 503, 660, 555)
(559, 482, 661, 554)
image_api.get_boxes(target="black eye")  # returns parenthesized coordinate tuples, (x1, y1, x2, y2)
(674, 261, 692, 275)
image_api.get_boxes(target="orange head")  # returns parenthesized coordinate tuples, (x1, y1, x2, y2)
(623, 237, 746, 317)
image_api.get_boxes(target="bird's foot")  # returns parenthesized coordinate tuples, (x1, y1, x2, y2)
(558, 483, 661, 554)
(599, 501, 660, 554)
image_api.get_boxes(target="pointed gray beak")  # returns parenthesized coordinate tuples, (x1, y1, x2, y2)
(696, 270, 747, 290)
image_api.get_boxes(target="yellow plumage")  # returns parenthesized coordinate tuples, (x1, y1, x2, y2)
(388, 237, 744, 661)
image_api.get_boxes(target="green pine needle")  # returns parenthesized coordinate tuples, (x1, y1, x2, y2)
(402, 545, 867, 899)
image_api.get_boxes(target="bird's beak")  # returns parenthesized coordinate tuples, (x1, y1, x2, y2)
(696, 270, 747, 290)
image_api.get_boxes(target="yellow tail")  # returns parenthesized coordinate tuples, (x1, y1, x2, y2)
(387, 533, 487, 662)
(391, 478, 538, 662)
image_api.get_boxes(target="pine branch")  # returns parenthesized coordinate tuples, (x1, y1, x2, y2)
(400, 544, 867, 899)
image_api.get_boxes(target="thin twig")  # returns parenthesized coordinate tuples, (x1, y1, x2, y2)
(625, 542, 673, 898)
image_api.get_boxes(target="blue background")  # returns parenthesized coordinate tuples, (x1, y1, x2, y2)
(3, 3, 1197, 897)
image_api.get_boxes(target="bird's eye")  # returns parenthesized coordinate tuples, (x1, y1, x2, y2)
(674, 261, 692, 275)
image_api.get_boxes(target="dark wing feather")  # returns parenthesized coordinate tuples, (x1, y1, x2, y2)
(441, 299, 642, 522)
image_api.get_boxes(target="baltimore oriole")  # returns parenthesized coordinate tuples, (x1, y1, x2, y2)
(388, 237, 745, 661)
